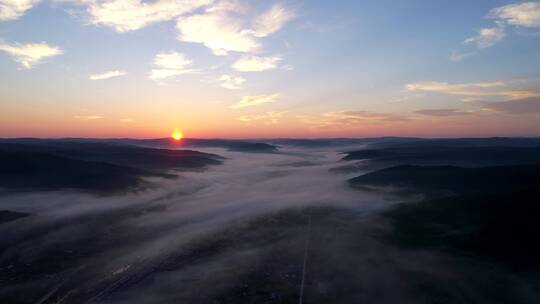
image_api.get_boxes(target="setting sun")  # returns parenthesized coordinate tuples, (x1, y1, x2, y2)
(172, 130, 183, 140)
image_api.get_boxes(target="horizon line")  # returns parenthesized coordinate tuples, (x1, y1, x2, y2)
(1, 136, 540, 141)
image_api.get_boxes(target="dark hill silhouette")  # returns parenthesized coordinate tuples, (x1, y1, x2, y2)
(0, 210, 29, 224)
(0, 141, 224, 194)
(226, 142, 278, 153)
(343, 146, 540, 168)
(0, 138, 279, 153)
(349, 164, 540, 195)
(371, 137, 540, 148)
(385, 188, 540, 270)
(0, 142, 223, 171)
(0, 150, 174, 194)
(349, 163, 540, 270)
(268, 137, 420, 148)
(135, 138, 279, 152)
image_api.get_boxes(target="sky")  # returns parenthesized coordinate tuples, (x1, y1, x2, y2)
(1, 0, 540, 139)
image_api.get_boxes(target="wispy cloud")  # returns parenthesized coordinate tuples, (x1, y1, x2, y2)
(70, 0, 212, 32)
(149, 51, 195, 81)
(333, 111, 410, 122)
(407, 81, 504, 94)
(22, 0, 295, 71)
(153, 51, 192, 70)
(0, 0, 40, 21)
(489, 2, 540, 28)
(89, 70, 127, 80)
(176, 2, 294, 55)
(119, 118, 135, 123)
(299, 110, 410, 129)
(415, 109, 472, 116)
(74, 115, 103, 120)
(0, 41, 63, 69)
(231, 93, 279, 109)
(239, 111, 283, 124)
(449, 50, 475, 62)
(218, 74, 245, 89)
(250, 4, 295, 38)
(176, 10, 259, 56)
(406, 79, 540, 100)
(389, 92, 425, 103)
(232, 55, 281, 72)
(464, 23, 506, 49)
(483, 97, 540, 114)
(452, 2, 540, 61)
(149, 69, 187, 81)
(461, 97, 483, 103)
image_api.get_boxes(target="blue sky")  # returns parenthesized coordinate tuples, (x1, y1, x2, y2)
(1, 0, 540, 138)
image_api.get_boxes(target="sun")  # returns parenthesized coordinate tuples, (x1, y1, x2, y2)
(171, 130, 183, 141)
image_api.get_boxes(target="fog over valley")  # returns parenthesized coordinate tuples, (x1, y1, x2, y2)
(1, 138, 540, 303)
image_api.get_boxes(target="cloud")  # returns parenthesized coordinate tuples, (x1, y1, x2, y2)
(464, 23, 506, 49)
(238, 111, 283, 124)
(406, 79, 540, 100)
(176, 2, 294, 55)
(0, 41, 63, 68)
(338, 111, 410, 122)
(89, 70, 127, 80)
(407, 81, 504, 93)
(205, 0, 247, 13)
(250, 4, 295, 38)
(231, 93, 279, 109)
(149, 69, 186, 81)
(74, 0, 212, 32)
(389, 92, 425, 103)
(461, 97, 483, 103)
(120, 118, 135, 123)
(282, 64, 294, 71)
(152, 51, 192, 69)
(415, 109, 472, 116)
(232, 55, 281, 72)
(218, 74, 245, 89)
(61, 1, 294, 56)
(176, 11, 259, 56)
(300, 110, 410, 129)
(449, 50, 476, 62)
(483, 97, 540, 114)
(489, 2, 540, 28)
(0, 0, 40, 21)
(149, 51, 195, 80)
(451, 2, 540, 61)
(74, 115, 103, 120)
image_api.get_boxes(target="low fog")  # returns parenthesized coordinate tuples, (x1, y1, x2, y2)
(1, 146, 536, 303)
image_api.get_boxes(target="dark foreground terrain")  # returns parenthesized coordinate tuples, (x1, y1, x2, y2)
(1, 137, 540, 303)
(350, 165, 540, 269)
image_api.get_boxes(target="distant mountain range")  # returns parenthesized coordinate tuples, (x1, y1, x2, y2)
(343, 143, 540, 168)
(0, 138, 279, 153)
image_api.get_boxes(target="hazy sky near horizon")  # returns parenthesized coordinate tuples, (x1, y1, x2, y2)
(1, 0, 540, 138)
